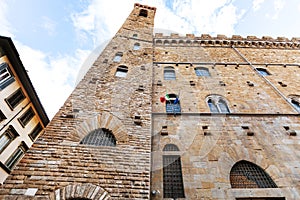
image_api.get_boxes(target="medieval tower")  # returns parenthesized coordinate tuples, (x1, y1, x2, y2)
(1, 3, 300, 200)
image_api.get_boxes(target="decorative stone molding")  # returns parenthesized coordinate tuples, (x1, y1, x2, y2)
(54, 183, 110, 200)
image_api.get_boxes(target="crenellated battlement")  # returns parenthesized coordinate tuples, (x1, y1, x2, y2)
(134, 3, 156, 12)
(154, 33, 300, 49)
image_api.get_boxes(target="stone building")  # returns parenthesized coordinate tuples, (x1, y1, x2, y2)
(1, 3, 300, 200)
(0, 36, 49, 184)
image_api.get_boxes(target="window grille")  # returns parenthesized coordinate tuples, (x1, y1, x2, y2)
(164, 67, 176, 80)
(195, 67, 210, 76)
(256, 68, 270, 76)
(5, 88, 25, 110)
(230, 160, 278, 188)
(163, 155, 185, 198)
(18, 107, 35, 127)
(80, 128, 116, 147)
(163, 144, 179, 151)
(0, 62, 15, 89)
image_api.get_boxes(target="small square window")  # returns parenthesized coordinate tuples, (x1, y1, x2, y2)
(115, 66, 128, 78)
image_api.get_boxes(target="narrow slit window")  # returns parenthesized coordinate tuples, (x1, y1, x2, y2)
(5, 88, 25, 110)
(18, 107, 35, 127)
(115, 65, 128, 78)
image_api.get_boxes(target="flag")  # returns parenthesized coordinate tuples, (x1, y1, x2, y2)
(174, 97, 179, 104)
(160, 96, 166, 103)
(165, 94, 170, 101)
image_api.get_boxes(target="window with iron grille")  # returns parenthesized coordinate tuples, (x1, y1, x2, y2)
(164, 66, 176, 80)
(0, 126, 19, 154)
(194, 67, 210, 76)
(163, 144, 179, 151)
(29, 123, 43, 141)
(5, 143, 27, 171)
(230, 160, 278, 188)
(163, 155, 185, 198)
(18, 107, 35, 127)
(165, 93, 181, 114)
(0, 62, 15, 90)
(80, 128, 116, 147)
(5, 88, 25, 110)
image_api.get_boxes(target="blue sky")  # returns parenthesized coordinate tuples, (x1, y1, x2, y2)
(1, 0, 300, 118)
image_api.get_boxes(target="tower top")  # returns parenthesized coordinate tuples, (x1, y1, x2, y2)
(134, 3, 156, 13)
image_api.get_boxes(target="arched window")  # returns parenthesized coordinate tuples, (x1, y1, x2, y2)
(194, 67, 210, 76)
(115, 65, 128, 78)
(164, 67, 176, 80)
(113, 52, 123, 62)
(165, 93, 181, 114)
(139, 9, 148, 17)
(133, 43, 140, 50)
(163, 144, 184, 198)
(163, 144, 179, 151)
(230, 160, 277, 188)
(80, 128, 116, 147)
(288, 95, 300, 112)
(207, 95, 230, 113)
(256, 68, 270, 76)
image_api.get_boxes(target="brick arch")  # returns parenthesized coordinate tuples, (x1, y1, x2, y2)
(75, 112, 128, 144)
(54, 183, 110, 200)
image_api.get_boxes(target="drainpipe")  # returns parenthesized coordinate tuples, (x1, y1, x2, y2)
(232, 46, 299, 113)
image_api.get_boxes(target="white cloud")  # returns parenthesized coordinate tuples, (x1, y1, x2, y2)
(41, 16, 57, 36)
(272, 0, 285, 19)
(252, 0, 265, 11)
(0, 0, 14, 37)
(15, 41, 90, 119)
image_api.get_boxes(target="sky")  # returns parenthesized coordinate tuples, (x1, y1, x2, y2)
(1, 0, 300, 119)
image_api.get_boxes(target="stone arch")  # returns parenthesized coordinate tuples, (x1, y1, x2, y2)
(75, 112, 128, 144)
(54, 183, 110, 200)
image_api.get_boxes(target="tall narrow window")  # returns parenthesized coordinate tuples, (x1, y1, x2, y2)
(164, 67, 176, 80)
(18, 107, 35, 127)
(5, 143, 27, 171)
(115, 65, 128, 78)
(113, 52, 123, 62)
(256, 68, 270, 76)
(207, 95, 230, 113)
(0, 62, 15, 89)
(139, 9, 148, 17)
(230, 160, 277, 188)
(163, 144, 184, 198)
(80, 128, 116, 147)
(0, 126, 19, 154)
(5, 88, 25, 110)
(133, 43, 140, 50)
(195, 67, 210, 77)
(29, 123, 43, 141)
(165, 94, 181, 114)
